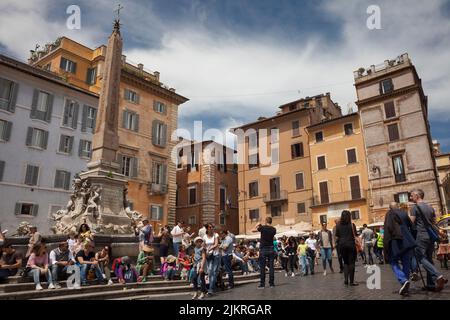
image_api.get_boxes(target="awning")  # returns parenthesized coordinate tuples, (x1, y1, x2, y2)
(367, 222, 384, 228)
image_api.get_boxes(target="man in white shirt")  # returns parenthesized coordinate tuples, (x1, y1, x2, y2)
(305, 233, 318, 275)
(49, 241, 76, 286)
(171, 221, 185, 257)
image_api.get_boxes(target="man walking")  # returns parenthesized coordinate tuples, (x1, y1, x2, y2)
(252, 217, 276, 289)
(305, 233, 317, 275)
(361, 224, 375, 265)
(410, 189, 447, 291)
(171, 221, 185, 257)
(317, 223, 334, 275)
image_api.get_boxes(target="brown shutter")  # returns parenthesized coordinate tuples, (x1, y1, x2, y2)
(388, 124, 400, 141)
(319, 181, 329, 204)
(350, 176, 361, 199)
(347, 149, 357, 164)
(318, 156, 326, 170)
(384, 101, 396, 118)
(296, 173, 304, 190)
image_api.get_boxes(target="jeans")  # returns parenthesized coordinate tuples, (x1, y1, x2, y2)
(191, 269, 206, 293)
(50, 264, 69, 282)
(321, 247, 333, 271)
(79, 264, 103, 285)
(173, 242, 181, 257)
(259, 247, 275, 287)
(0, 269, 11, 280)
(365, 243, 374, 265)
(206, 255, 220, 293)
(299, 255, 309, 275)
(307, 251, 316, 274)
(28, 268, 53, 286)
(390, 249, 412, 285)
(222, 255, 234, 287)
(166, 267, 175, 280)
(415, 237, 442, 288)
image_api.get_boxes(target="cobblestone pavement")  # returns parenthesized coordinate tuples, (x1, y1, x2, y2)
(147, 259, 450, 300)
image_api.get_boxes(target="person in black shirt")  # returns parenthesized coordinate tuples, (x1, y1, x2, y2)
(252, 217, 276, 289)
(335, 210, 358, 286)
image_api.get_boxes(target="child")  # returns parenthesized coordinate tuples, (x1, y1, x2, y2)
(67, 232, 77, 254)
(165, 255, 177, 280)
(180, 256, 192, 281)
(297, 238, 309, 276)
(191, 237, 207, 300)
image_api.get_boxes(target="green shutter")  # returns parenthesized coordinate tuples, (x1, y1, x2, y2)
(54, 170, 60, 188)
(92, 108, 97, 132)
(4, 121, 12, 141)
(134, 114, 139, 132)
(69, 136, 74, 155)
(160, 123, 167, 147)
(30, 89, 39, 119)
(32, 204, 39, 216)
(59, 135, 65, 152)
(152, 120, 158, 145)
(8, 82, 18, 113)
(63, 100, 70, 126)
(118, 153, 123, 174)
(64, 172, 71, 190)
(45, 94, 53, 123)
(72, 102, 79, 129)
(42, 130, 49, 149)
(81, 105, 88, 132)
(25, 165, 33, 185)
(32, 166, 39, 185)
(131, 157, 138, 178)
(25, 127, 33, 146)
(122, 111, 128, 129)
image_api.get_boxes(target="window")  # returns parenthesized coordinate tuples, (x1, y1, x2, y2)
(187, 148, 199, 172)
(188, 216, 197, 225)
(315, 131, 323, 143)
(317, 155, 326, 170)
(188, 185, 197, 205)
(303, 102, 310, 108)
(152, 121, 167, 147)
(347, 148, 357, 164)
(248, 154, 259, 169)
(123, 110, 139, 132)
(292, 120, 300, 136)
(344, 123, 353, 135)
(30, 90, 53, 122)
(54, 170, 71, 190)
(26, 127, 48, 149)
(249, 181, 259, 198)
(291, 143, 304, 158)
(394, 192, 410, 204)
(62, 99, 79, 129)
(384, 101, 396, 119)
(295, 172, 304, 190)
(220, 187, 226, 211)
(249, 209, 259, 221)
(220, 213, 226, 225)
(59, 135, 74, 154)
(86, 67, 97, 85)
(319, 181, 329, 204)
(320, 215, 327, 225)
(0, 78, 18, 112)
(44, 63, 51, 71)
(150, 205, 163, 221)
(82, 105, 97, 133)
(271, 205, 282, 217)
(24, 165, 39, 186)
(388, 123, 400, 142)
(60, 57, 77, 74)
(269, 177, 281, 199)
(121, 155, 138, 178)
(152, 162, 167, 185)
(380, 78, 394, 94)
(177, 148, 183, 169)
(248, 132, 259, 169)
(289, 105, 297, 111)
(124, 89, 139, 104)
(349, 175, 362, 200)
(351, 210, 360, 220)
(392, 155, 406, 183)
(15, 203, 38, 216)
(154, 101, 166, 114)
(0, 160, 5, 181)
(297, 202, 306, 214)
(0, 119, 12, 141)
(79, 140, 92, 158)
(316, 98, 323, 108)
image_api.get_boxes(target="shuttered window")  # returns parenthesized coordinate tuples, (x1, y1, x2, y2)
(249, 182, 258, 198)
(347, 148, 357, 164)
(295, 172, 304, 190)
(317, 156, 326, 170)
(78, 140, 92, 158)
(150, 205, 163, 221)
(30, 90, 53, 123)
(15, 203, 38, 216)
(123, 110, 139, 132)
(291, 143, 304, 158)
(297, 202, 306, 214)
(54, 170, 71, 190)
(153, 101, 167, 114)
(292, 120, 300, 136)
(24, 165, 39, 186)
(124, 89, 140, 104)
(81, 105, 97, 133)
(0, 119, 12, 141)
(152, 120, 167, 147)
(86, 67, 97, 85)
(120, 155, 138, 178)
(0, 77, 19, 112)
(249, 209, 259, 221)
(59, 135, 74, 154)
(351, 210, 360, 220)
(384, 101, 396, 119)
(26, 127, 48, 149)
(388, 123, 400, 142)
(0, 160, 5, 181)
(60, 57, 77, 74)
(152, 162, 167, 185)
(62, 99, 79, 129)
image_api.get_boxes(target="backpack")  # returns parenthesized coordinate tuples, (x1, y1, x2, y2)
(111, 257, 122, 276)
(123, 266, 137, 283)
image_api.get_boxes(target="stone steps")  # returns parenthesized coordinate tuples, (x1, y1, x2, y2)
(0, 273, 260, 300)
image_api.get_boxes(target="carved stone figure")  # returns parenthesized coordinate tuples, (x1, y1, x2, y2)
(13, 221, 33, 236)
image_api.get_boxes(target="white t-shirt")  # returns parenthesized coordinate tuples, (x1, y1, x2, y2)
(203, 233, 219, 256)
(171, 225, 183, 243)
(306, 238, 317, 251)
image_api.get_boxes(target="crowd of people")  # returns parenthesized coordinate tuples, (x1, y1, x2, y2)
(0, 187, 448, 298)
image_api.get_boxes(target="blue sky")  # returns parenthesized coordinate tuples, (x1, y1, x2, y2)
(0, 0, 449, 151)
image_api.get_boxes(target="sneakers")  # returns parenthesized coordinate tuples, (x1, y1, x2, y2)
(269, 285, 275, 288)
(198, 292, 205, 299)
(192, 291, 199, 300)
(74, 284, 81, 290)
(291, 272, 295, 277)
(35, 284, 43, 290)
(399, 280, 410, 296)
(48, 283, 56, 290)
(436, 276, 446, 292)
(285, 272, 288, 277)
(54, 283, 62, 289)
(107, 279, 114, 285)
(257, 285, 265, 289)
(323, 271, 327, 276)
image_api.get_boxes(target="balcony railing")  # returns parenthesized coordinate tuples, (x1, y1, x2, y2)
(263, 190, 288, 203)
(312, 189, 367, 206)
(148, 182, 168, 195)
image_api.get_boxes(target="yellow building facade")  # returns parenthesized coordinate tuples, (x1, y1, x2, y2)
(28, 37, 188, 229)
(306, 113, 371, 229)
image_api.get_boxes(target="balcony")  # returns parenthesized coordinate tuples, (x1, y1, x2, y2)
(263, 190, 288, 203)
(148, 182, 168, 195)
(312, 189, 367, 207)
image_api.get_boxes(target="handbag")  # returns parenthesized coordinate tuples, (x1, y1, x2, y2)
(415, 204, 441, 243)
(352, 224, 363, 253)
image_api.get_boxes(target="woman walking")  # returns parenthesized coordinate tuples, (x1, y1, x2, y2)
(203, 223, 220, 296)
(335, 210, 359, 286)
(286, 237, 297, 277)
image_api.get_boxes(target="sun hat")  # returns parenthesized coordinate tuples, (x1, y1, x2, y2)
(194, 236, 203, 243)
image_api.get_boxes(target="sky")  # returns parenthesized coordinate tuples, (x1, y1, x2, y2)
(0, 0, 449, 151)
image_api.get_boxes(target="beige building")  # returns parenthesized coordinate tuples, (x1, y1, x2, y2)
(231, 93, 342, 234)
(306, 113, 371, 228)
(434, 141, 450, 214)
(354, 53, 442, 221)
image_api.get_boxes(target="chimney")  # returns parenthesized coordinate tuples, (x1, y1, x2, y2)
(384, 60, 390, 68)
(138, 63, 143, 71)
(154, 71, 160, 81)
